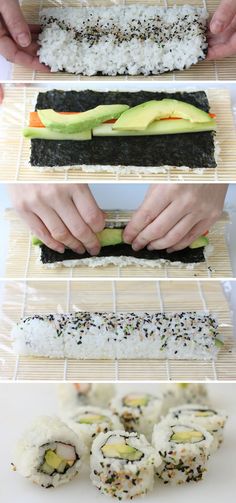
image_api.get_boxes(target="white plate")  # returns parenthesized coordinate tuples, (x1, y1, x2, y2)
(1, 383, 236, 502)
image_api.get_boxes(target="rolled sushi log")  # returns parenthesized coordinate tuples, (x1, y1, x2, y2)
(64, 406, 122, 451)
(58, 383, 115, 413)
(90, 430, 158, 499)
(14, 416, 85, 488)
(165, 404, 228, 453)
(152, 420, 213, 484)
(12, 311, 221, 360)
(161, 383, 210, 414)
(110, 393, 163, 441)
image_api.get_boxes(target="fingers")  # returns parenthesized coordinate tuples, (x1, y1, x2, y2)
(0, 84, 3, 103)
(210, 0, 236, 34)
(123, 185, 170, 244)
(0, 0, 31, 47)
(0, 33, 49, 71)
(33, 203, 86, 255)
(207, 32, 236, 59)
(72, 185, 105, 234)
(167, 219, 211, 253)
(146, 212, 197, 251)
(18, 210, 65, 253)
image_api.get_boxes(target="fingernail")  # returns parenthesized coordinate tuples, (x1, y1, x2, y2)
(74, 247, 85, 255)
(56, 247, 65, 254)
(147, 245, 153, 251)
(123, 235, 132, 244)
(89, 247, 100, 256)
(210, 20, 224, 34)
(17, 32, 31, 47)
(167, 248, 174, 254)
(132, 243, 140, 251)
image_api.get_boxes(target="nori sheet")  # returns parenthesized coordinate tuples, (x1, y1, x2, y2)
(31, 90, 216, 169)
(40, 243, 205, 265)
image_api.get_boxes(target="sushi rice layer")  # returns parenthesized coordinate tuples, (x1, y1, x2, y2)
(38, 5, 208, 76)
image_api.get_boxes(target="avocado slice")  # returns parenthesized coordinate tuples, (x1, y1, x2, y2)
(40, 461, 55, 475)
(171, 430, 204, 444)
(23, 127, 91, 141)
(97, 228, 123, 247)
(113, 99, 212, 131)
(57, 460, 68, 473)
(194, 410, 215, 417)
(189, 236, 209, 249)
(45, 449, 64, 469)
(32, 228, 124, 249)
(215, 338, 224, 348)
(78, 414, 108, 424)
(37, 105, 129, 133)
(123, 394, 149, 408)
(102, 443, 143, 461)
(93, 118, 216, 136)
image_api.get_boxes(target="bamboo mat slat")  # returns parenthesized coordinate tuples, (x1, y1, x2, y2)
(0, 280, 235, 381)
(11, 0, 236, 81)
(4, 209, 232, 279)
(0, 86, 236, 181)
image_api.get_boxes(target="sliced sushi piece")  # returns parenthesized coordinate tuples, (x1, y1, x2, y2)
(58, 383, 115, 413)
(110, 393, 163, 441)
(13, 416, 85, 488)
(166, 404, 228, 453)
(30, 90, 217, 172)
(152, 420, 213, 484)
(90, 430, 158, 499)
(12, 311, 221, 361)
(38, 5, 208, 76)
(64, 406, 122, 451)
(161, 383, 210, 414)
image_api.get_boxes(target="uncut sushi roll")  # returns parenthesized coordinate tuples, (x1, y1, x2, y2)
(152, 420, 213, 484)
(90, 430, 158, 499)
(12, 311, 222, 360)
(161, 383, 210, 414)
(110, 393, 163, 441)
(58, 383, 115, 413)
(64, 406, 122, 451)
(38, 5, 208, 76)
(14, 416, 85, 488)
(166, 404, 228, 453)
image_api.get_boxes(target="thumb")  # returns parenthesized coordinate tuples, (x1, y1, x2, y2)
(1, 0, 31, 47)
(210, 0, 236, 34)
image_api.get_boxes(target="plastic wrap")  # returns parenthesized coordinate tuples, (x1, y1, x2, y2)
(0, 279, 235, 381)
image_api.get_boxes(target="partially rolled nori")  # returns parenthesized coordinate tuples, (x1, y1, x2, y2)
(40, 243, 205, 265)
(31, 90, 216, 169)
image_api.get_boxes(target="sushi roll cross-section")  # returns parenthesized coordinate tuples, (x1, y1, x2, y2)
(152, 421, 213, 484)
(90, 430, 158, 499)
(13, 416, 85, 488)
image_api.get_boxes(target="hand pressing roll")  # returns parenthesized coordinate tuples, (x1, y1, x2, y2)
(123, 184, 228, 253)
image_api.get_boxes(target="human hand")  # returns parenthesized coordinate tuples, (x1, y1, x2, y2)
(8, 184, 105, 255)
(0, 0, 49, 71)
(123, 184, 228, 253)
(0, 83, 3, 103)
(208, 0, 236, 59)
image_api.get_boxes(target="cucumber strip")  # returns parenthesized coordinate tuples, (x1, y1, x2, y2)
(93, 119, 216, 136)
(23, 127, 91, 141)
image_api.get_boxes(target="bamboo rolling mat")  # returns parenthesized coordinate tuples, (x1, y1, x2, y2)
(4, 209, 232, 279)
(0, 86, 236, 181)
(11, 0, 236, 81)
(0, 280, 235, 381)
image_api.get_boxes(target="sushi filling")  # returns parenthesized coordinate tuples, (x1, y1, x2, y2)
(173, 408, 216, 419)
(73, 412, 112, 426)
(74, 383, 91, 397)
(170, 425, 205, 444)
(122, 393, 150, 408)
(101, 434, 144, 462)
(39, 442, 78, 476)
